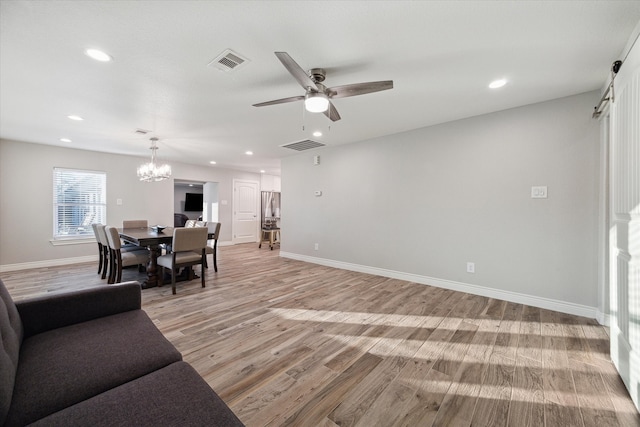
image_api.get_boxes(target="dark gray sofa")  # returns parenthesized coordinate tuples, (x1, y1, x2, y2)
(0, 279, 244, 426)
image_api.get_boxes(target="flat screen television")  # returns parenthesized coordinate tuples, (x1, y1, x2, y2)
(184, 193, 203, 211)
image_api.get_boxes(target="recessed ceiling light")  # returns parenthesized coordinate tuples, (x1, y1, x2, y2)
(209, 161, 217, 165)
(313, 131, 322, 137)
(67, 115, 83, 121)
(245, 151, 253, 155)
(60, 138, 72, 143)
(85, 49, 112, 62)
(260, 170, 266, 173)
(489, 79, 507, 89)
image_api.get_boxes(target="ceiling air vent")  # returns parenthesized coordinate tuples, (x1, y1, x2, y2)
(280, 139, 326, 151)
(208, 49, 249, 72)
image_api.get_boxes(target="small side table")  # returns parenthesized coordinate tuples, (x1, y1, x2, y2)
(259, 227, 280, 250)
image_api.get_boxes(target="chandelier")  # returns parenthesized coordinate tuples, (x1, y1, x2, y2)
(137, 137, 171, 182)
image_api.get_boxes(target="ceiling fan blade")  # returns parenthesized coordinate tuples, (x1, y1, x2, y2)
(328, 80, 393, 99)
(275, 52, 318, 91)
(323, 101, 341, 122)
(252, 95, 305, 107)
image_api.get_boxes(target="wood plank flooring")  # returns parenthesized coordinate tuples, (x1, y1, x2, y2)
(2, 244, 639, 427)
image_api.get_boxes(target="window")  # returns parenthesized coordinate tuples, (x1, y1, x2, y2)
(53, 168, 106, 239)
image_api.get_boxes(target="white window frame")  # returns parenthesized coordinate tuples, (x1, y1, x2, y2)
(53, 168, 107, 240)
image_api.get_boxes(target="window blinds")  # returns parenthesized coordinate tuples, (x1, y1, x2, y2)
(53, 168, 106, 238)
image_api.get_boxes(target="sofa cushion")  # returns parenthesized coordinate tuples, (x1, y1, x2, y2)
(5, 310, 182, 426)
(29, 361, 245, 427)
(16, 282, 142, 338)
(0, 279, 23, 425)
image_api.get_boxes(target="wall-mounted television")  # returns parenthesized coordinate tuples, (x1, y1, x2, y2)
(184, 192, 203, 211)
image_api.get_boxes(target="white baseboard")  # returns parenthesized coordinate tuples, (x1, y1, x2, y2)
(0, 255, 98, 273)
(0, 241, 236, 274)
(280, 251, 598, 320)
(0, 249, 600, 321)
(596, 310, 611, 327)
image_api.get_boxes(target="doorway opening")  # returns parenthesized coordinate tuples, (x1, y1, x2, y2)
(173, 180, 219, 226)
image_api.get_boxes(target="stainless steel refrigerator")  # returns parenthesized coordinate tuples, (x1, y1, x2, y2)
(261, 191, 281, 229)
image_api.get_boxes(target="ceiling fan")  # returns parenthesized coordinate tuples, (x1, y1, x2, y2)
(253, 52, 393, 122)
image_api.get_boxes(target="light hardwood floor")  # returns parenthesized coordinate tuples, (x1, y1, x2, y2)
(2, 243, 639, 427)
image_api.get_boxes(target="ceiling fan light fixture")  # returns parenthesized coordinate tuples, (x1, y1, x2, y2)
(304, 93, 329, 113)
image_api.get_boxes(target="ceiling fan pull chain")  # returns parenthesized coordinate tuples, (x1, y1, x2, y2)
(301, 102, 307, 131)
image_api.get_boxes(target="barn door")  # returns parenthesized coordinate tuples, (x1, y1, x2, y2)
(609, 38, 639, 412)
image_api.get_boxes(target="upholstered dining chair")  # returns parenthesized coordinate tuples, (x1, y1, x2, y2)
(121, 219, 149, 250)
(91, 224, 108, 277)
(122, 220, 148, 228)
(104, 226, 150, 284)
(164, 219, 195, 255)
(157, 227, 208, 295)
(204, 222, 221, 272)
(94, 223, 128, 280)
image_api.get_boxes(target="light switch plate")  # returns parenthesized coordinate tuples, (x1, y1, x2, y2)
(531, 186, 548, 198)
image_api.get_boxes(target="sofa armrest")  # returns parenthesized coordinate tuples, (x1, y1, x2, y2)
(16, 282, 142, 338)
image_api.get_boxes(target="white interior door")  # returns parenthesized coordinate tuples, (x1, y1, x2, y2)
(609, 38, 639, 413)
(232, 179, 259, 244)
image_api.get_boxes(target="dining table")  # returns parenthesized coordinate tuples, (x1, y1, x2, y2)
(119, 226, 217, 288)
(118, 227, 174, 288)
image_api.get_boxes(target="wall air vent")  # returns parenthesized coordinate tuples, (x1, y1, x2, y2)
(280, 140, 326, 151)
(208, 49, 249, 72)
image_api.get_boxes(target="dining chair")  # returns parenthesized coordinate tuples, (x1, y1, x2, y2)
(95, 224, 139, 279)
(164, 219, 195, 254)
(91, 224, 107, 277)
(104, 226, 150, 284)
(94, 224, 114, 280)
(94, 223, 138, 280)
(157, 227, 208, 295)
(121, 219, 149, 250)
(123, 220, 148, 228)
(204, 222, 221, 271)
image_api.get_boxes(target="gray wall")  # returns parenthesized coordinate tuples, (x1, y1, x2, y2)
(0, 139, 259, 266)
(281, 91, 601, 308)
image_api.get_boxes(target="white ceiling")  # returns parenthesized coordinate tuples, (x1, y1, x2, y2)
(1, 1, 639, 176)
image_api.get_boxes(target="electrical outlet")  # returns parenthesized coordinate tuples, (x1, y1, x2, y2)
(467, 262, 475, 273)
(314, 243, 319, 251)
